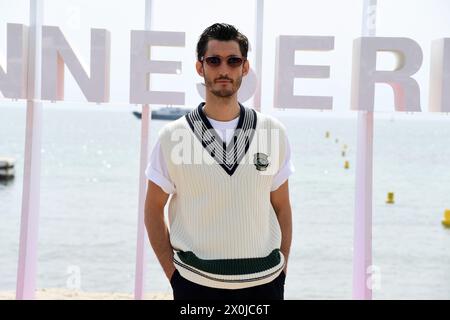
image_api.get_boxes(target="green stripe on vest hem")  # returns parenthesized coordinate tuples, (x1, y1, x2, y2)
(176, 249, 281, 275)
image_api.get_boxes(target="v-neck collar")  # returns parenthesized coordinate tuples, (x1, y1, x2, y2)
(198, 102, 244, 150)
(185, 102, 257, 176)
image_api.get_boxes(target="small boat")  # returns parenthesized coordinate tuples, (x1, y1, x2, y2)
(0, 157, 15, 180)
(132, 105, 191, 121)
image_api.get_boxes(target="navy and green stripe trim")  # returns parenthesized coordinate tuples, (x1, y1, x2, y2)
(175, 249, 281, 276)
(173, 258, 284, 284)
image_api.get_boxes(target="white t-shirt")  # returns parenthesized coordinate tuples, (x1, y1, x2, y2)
(145, 111, 295, 194)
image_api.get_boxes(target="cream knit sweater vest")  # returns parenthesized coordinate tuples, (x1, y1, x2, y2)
(159, 102, 287, 289)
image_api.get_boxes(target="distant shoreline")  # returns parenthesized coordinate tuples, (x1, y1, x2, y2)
(2, 101, 450, 120)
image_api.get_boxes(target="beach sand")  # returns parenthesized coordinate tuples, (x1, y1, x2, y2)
(0, 288, 173, 300)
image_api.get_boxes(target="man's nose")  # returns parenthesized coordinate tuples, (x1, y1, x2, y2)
(218, 73, 230, 79)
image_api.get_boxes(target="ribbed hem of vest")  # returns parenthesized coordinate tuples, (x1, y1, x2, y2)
(173, 250, 285, 289)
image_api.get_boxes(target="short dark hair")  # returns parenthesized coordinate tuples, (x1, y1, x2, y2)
(196, 23, 249, 61)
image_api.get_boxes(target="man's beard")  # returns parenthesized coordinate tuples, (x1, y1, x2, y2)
(205, 76, 243, 98)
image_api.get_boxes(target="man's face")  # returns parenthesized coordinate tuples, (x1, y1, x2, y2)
(196, 40, 249, 98)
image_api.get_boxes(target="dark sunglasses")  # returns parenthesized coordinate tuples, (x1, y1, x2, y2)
(200, 56, 246, 68)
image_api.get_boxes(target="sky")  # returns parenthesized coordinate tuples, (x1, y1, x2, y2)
(0, 0, 450, 117)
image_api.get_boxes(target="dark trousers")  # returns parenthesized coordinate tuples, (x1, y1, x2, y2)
(170, 270, 285, 300)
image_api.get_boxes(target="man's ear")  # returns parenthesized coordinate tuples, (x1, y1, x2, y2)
(196, 61, 204, 77)
(242, 59, 250, 76)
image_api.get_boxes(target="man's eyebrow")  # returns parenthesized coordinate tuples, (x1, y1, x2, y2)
(208, 54, 241, 57)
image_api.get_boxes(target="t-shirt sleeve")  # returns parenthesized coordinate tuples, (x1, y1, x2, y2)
(144, 140, 176, 194)
(271, 134, 295, 192)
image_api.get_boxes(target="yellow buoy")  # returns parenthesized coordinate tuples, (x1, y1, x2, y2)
(442, 209, 450, 228)
(325, 131, 330, 138)
(386, 192, 395, 204)
(344, 160, 349, 169)
(343, 144, 348, 150)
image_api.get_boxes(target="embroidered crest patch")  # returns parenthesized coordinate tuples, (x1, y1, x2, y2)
(253, 152, 270, 171)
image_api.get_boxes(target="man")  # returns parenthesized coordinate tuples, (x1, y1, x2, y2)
(144, 23, 295, 300)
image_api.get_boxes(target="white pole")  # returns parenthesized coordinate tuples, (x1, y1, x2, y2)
(16, 0, 44, 300)
(134, 0, 153, 300)
(352, 0, 377, 300)
(253, 0, 264, 112)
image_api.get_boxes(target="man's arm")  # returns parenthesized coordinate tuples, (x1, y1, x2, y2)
(270, 179, 293, 275)
(144, 180, 176, 280)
